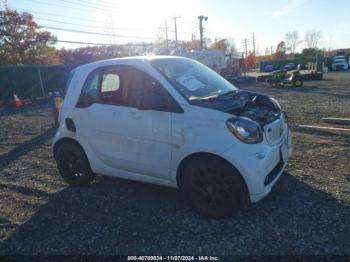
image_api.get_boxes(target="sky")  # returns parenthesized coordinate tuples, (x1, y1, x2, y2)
(5, 0, 350, 54)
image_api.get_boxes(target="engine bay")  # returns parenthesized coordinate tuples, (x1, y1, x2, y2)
(192, 90, 282, 126)
(225, 91, 281, 126)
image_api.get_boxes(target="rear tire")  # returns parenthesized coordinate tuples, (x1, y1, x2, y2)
(179, 156, 248, 219)
(55, 143, 95, 186)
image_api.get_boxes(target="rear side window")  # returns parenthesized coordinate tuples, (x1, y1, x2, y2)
(101, 73, 120, 92)
(63, 69, 76, 97)
(99, 67, 126, 105)
(81, 69, 100, 100)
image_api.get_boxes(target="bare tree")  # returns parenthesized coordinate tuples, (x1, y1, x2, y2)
(327, 33, 333, 54)
(1, 0, 8, 9)
(285, 31, 300, 54)
(226, 38, 238, 57)
(304, 30, 322, 49)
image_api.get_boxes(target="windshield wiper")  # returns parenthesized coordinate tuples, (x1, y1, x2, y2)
(216, 90, 239, 100)
(190, 95, 217, 102)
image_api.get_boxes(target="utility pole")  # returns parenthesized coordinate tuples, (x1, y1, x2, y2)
(164, 19, 169, 54)
(106, 12, 117, 45)
(242, 38, 250, 58)
(252, 32, 256, 56)
(172, 16, 180, 44)
(198, 15, 208, 49)
(241, 52, 246, 76)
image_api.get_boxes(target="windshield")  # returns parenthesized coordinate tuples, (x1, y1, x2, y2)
(151, 58, 237, 101)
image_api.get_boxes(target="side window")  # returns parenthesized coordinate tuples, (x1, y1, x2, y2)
(126, 68, 182, 112)
(98, 67, 130, 105)
(101, 73, 120, 93)
(64, 69, 76, 97)
(127, 68, 168, 110)
(81, 69, 100, 99)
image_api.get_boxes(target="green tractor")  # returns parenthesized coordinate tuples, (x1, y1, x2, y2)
(267, 66, 303, 88)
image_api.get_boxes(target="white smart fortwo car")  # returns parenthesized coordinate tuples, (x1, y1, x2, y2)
(52, 56, 291, 218)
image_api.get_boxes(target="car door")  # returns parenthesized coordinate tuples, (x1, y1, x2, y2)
(111, 66, 177, 179)
(75, 65, 175, 179)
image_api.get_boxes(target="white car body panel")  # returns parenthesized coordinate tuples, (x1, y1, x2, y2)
(53, 56, 292, 203)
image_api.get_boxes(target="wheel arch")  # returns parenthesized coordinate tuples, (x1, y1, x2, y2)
(176, 152, 250, 202)
(53, 137, 86, 159)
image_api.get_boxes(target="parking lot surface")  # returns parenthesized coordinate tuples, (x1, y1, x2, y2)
(0, 72, 349, 255)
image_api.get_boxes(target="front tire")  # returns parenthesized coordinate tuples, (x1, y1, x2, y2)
(55, 143, 95, 186)
(179, 156, 248, 219)
(293, 79, 303, 87)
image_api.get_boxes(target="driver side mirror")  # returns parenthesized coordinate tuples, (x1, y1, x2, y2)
(137, 93, 164, 111)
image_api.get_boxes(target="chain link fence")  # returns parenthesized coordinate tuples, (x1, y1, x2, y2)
(0, 65, 73, 104)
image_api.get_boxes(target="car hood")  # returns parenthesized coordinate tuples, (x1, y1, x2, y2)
(191, 90, 281, 126)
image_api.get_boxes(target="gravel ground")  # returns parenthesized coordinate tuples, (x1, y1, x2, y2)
(0, 72, 349, 255)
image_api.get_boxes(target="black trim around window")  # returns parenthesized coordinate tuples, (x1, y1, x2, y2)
(75, 64, 184, 113)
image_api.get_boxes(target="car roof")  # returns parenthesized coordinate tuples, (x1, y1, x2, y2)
(75, 55, 190, 72)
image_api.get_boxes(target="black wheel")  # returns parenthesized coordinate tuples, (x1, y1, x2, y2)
(179, 156, 248, 219)
(293, 79, 303, 87)
(55, 143, 95, 186)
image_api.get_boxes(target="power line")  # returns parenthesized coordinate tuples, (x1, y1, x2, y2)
(92, 0, 121, 9)
(41, 25, 155, 40)
(20, 10, 107, 24)
(64, 0, 120, 10)
(56, 40, 113, 46)
(99, 0, 121, 6)
(59, 0, 120, 12)
(56, 39, 152, 46)
(35, 17, 144, 31)
(23, 0, 113, 14)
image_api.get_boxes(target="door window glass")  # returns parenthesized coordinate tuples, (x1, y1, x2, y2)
(99, 67, 127, 105)
(81, 69, 100, 99)
(126, 67, 182, 112)
(101, 73, 120, 92)
(127, 68, 164, 107)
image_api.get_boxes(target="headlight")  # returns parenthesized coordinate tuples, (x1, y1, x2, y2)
(226, 117, 263, 144)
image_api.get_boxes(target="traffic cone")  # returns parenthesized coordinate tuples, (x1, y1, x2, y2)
(13, 93, 23, 107)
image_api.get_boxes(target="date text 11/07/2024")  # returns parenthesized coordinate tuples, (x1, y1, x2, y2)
(127, 256, 219, 261)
